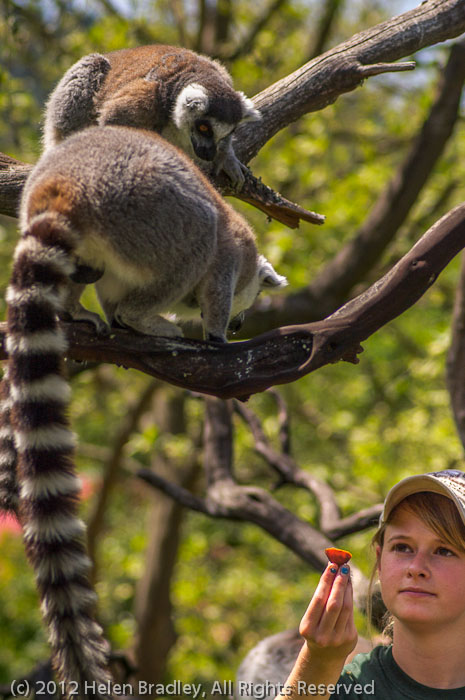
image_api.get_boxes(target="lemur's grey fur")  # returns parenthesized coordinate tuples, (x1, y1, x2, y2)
(43, 45, 261, 189)
(2, 126, 286, 696)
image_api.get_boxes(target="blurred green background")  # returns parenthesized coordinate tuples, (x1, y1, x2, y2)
(1, 0, 464, 692)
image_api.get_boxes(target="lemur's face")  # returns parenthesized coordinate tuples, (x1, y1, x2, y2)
(172, 83, 247, 163)
(190, 117, 235, 162)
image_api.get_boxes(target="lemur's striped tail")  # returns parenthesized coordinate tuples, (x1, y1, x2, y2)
(5, 214, 112, 699)
(0, 374, 19, 515)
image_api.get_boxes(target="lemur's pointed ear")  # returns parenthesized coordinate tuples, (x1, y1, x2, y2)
(258, 256, 288, 288)
(238, 93, 261, 123)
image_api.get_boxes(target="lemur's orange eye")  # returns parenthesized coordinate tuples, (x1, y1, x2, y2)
(196, 120, 212, 136)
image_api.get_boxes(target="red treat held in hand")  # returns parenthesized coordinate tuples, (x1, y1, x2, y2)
(325, 547, 352, 566)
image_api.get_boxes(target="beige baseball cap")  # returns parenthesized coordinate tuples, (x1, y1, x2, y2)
(380, 470, 465, 527)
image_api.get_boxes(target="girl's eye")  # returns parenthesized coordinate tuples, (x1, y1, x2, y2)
(436, 546, 455, 557)
(392, 542, 411, 553)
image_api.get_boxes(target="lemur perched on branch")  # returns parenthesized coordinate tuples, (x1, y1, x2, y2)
(43, 44, 261, 189)
(0, 125, 286, 696)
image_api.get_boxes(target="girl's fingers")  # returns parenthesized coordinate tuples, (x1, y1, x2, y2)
(316, 565, 351, 635)
(299, 563, 339, 638)
(299, 562, 356, 653)
(331, 568, 355, 636)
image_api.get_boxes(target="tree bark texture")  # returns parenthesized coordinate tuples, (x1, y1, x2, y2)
(241, 36, 465, 334)
(1, 203, 463, 400)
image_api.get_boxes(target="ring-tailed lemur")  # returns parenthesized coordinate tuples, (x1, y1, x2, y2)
(43, 45, 261, 189)
(1, 125, 286, 695)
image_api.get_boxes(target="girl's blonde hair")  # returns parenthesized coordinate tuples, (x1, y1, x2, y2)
(367, 491, 465, 636)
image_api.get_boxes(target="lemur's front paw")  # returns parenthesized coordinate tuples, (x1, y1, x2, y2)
(81, 312, 110, 336)
(61, 309, 110, 336)
(213, 148, 247, 191)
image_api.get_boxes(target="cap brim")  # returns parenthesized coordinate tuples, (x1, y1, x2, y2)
(381, 474, 465, 527)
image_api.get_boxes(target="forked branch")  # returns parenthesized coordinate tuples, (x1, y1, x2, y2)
(238, 0, 465, 160)
(137, 396, 379, 610)
(1, 203, 463, 400)
(2, 1, 464, 226)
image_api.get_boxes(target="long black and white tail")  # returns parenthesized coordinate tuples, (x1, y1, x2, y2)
(0, 373, 19, 516)
(5, 214, 112, 699)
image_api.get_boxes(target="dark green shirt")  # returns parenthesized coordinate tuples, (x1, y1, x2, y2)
(327, 645, 465, 699)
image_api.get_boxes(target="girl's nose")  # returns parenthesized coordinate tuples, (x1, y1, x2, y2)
(406, 551, 429, 578)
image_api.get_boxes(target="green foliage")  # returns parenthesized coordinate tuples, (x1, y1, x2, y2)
(0, 532, 46, 680)
(1, 0, 465, 691)
(170, 518, 317, 683)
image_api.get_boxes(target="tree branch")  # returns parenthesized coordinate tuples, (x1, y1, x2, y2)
(236, 0, 465, 161)
(204, 397, 235, 485)
(233, 399, 382, 538)
(137, 396, 373, 611)
(137, 461, 339, 572)
(307, 37, 465, 307)
(2, 204, 463, 400)
(233, 400, 341, 530)
(2, 2, 464, 227)
(325, 505, 383, 540)
(241, 36, 465, 333)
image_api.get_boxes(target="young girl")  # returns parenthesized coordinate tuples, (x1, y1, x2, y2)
(278, 470, 465, 699)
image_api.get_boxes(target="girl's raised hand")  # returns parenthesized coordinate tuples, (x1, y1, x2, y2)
(299, 563, 358, 663)
(275, 562, 358, 700)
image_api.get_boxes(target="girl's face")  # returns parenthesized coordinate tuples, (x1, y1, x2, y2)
(377, 505, 465, 632)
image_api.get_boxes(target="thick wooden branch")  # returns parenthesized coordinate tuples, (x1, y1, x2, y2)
(241, 36, 465, 334)
(2, 204, 463, 400)
(2, 2, 464, 227)
(0, 152, 325, 229)
(0, 153, 31, 219)
(236, 0, 465, 161)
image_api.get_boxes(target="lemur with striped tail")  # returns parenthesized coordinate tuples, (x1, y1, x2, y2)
(1, 125, 286, 695)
